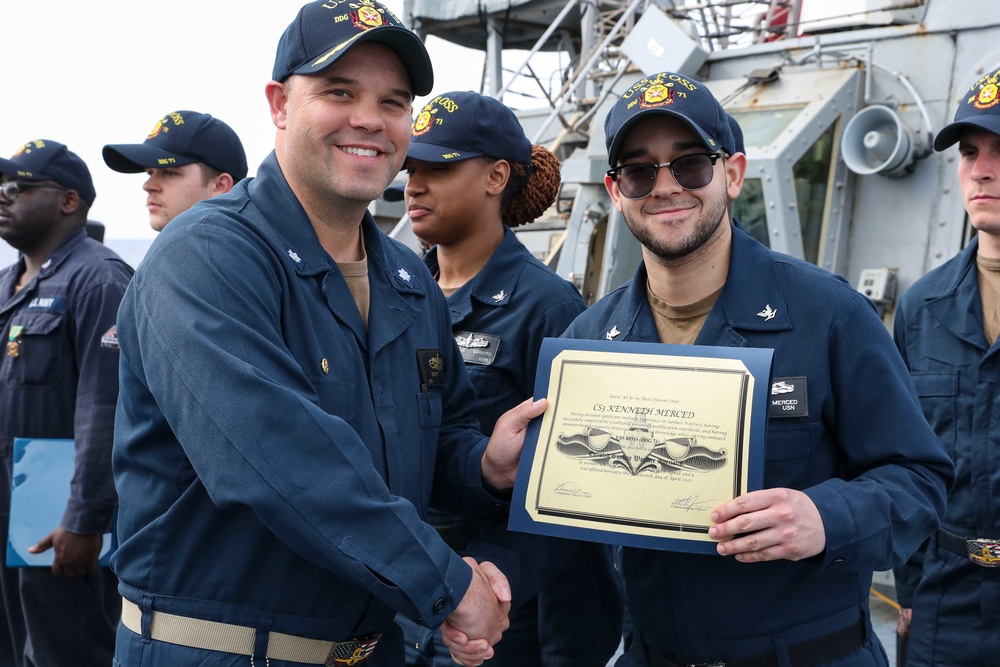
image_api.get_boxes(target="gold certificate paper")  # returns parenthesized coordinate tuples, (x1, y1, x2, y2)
(510, 338, 773, 554)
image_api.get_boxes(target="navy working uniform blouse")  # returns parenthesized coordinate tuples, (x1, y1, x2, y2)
(562, 224, 953, 666)
(113, 153, 510, 662)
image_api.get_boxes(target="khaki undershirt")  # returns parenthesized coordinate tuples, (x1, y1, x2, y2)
(338, 256, 370, 328)
(977, 253, 1000, 345)
(440, 285, 459, 298)
(647, 282, 724, 345)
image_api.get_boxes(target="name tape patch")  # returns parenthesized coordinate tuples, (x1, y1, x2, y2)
(454, 331, 500, 366)
(769, 377, 808, 418)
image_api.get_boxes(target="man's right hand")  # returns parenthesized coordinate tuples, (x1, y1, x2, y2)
(441, 558, 511, 666)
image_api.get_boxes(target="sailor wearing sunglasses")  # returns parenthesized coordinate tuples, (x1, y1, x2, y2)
(560, 71, 953, 667)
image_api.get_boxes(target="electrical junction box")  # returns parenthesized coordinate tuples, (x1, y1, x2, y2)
(619, 4, 707, 76)
(857, 268, 898, 304)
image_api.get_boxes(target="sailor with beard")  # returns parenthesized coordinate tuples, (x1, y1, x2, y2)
(559, 71, 954, 667)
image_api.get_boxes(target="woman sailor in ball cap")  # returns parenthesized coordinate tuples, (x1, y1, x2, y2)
(399, 90, 625, 667)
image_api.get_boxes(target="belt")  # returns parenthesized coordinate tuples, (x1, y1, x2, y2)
(938, 529, 1000, 568)
(121, 598, 380, 665)
(645, 619, 866, 667)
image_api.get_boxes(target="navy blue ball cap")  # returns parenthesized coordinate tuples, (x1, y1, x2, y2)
(272, 0, 432, 96)
(935, 66, 1000, 151)
(0, 139, 96, 206)
(407, 91, 532, 164)
(727, 112, 746, 155)
(103, 111, 248, 181)
(605, 72, 735, 166)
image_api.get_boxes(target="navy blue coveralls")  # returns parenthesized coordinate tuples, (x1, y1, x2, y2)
(112, 153, 512, 666)
(562, 224, 953, 667)
(0, 228, 132, 667)
(400, 228, 624, 667)
(893, 235, 1000, 666)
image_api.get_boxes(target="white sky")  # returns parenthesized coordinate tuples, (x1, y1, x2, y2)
(2, 1, 553, 241)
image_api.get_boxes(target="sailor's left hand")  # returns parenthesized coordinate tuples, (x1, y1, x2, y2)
(709, 487, 826, 562)
(29, 527, 102, 577)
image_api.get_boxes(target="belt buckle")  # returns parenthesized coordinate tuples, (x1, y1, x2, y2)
(326, 633, 381, 665)
(966, 538, 1000, 567)
(687, 663, 725, 667)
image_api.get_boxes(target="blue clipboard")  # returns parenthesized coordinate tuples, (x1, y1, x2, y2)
(7, 438, 115, 567)
(509, 337, 773, 555)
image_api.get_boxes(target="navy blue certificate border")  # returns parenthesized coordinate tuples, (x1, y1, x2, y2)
(509, 337, 773, 555)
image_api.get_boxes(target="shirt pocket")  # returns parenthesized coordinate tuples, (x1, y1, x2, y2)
(763, 422, 819, 489)
(910, 371, 958, 456)
(4, 312, 65, 386)
(415, 389, 444, 514)
(416, 388, 443, 429)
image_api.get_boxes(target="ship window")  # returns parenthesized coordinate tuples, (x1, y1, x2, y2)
(732, 178, 769, 248)
(793, 121, 837, 265)
(729, 106, 804, 149)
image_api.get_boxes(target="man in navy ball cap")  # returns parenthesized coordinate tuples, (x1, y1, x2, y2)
(111, 2, 543, 666)
(272, 0, 432, 94)
(892, 65, 1000, 667)
(0, 139, 97, 207)
(558, 71, 952, 666)
(103, 110, 247, 231)
(0, 139, 133, 665)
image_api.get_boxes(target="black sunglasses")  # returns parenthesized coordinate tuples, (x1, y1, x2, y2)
(0, 181, 70, 202)
(607, 152, 725, 199)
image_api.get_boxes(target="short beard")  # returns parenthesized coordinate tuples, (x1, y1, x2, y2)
(623, 189, 728, 261)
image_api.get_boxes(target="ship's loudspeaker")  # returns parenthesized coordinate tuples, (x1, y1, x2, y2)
(841, 105, 916, 178)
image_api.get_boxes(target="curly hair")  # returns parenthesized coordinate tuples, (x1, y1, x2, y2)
(499, 144, 561, 228)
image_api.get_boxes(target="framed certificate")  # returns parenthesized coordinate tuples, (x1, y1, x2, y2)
(509, 338, 773, 554)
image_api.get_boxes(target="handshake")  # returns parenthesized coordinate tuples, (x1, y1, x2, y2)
(440, 557, 513, 666)
(439, 397, 550, 664)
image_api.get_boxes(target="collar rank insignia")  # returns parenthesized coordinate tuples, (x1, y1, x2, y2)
(757, 304, 777, 321)
(492, 289, 507, 302)
(285, 246, 302, 264)
(393, 262, 413, 285)
(100, 325, 120, 350)
(41, 259, 51, 270)
(606, 325, 621, 341)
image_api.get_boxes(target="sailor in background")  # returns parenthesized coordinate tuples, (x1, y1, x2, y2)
(400, 90, 624, 667)
(0, 140, 132, 666)
(893, 66, 1000, 667)
(102, 110, 247, 232)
